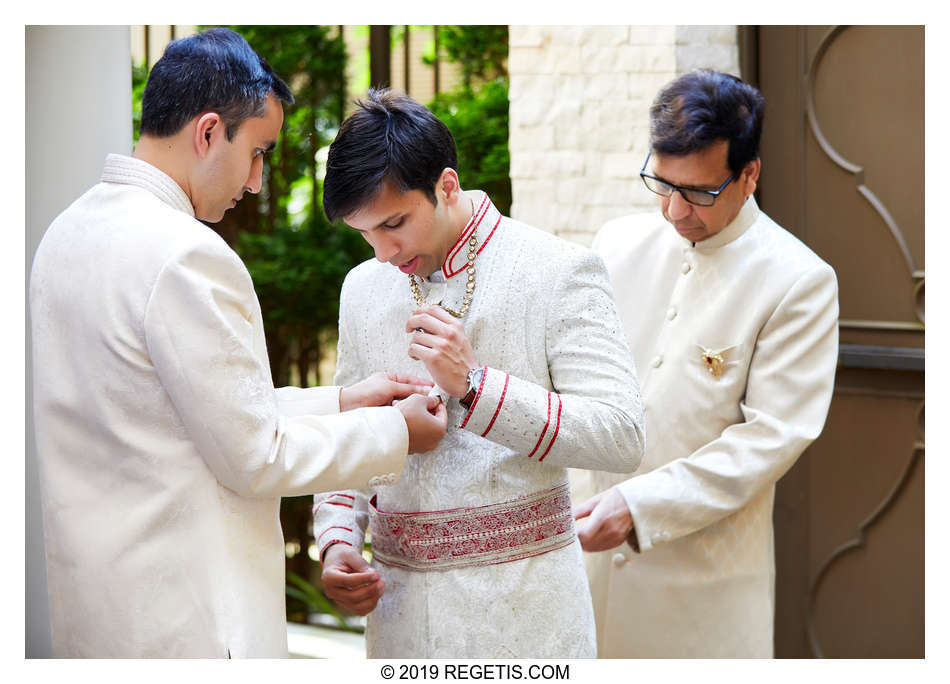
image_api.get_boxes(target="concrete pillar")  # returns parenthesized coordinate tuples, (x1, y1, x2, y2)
(25, 25, 132, 657)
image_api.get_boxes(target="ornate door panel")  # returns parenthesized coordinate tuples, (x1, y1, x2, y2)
(749, 25, 924, 658)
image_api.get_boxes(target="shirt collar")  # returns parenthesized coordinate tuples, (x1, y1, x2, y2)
(440, 190, 503, 279)
(100, 153, 195, 218)
(685, 194, 759, 251)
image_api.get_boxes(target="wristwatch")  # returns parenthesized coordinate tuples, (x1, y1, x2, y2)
(459, 367, 484, 409)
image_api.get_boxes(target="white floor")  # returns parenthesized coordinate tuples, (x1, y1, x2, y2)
(286, 622, 366, 659)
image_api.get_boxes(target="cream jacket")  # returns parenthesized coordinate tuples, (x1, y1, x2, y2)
(29, 154, 409, 657)
(573, 197, 838, 657)
(314, 192, 645, 658)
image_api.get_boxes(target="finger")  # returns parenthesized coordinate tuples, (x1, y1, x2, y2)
(431, 400, 448, 425)
(425, 394, 443, 411)
(407, 330, 445, 351)
(351, 596, 382, 616)
(344, 579, 385, 614)
(335, 579, 385, 604)
(576, 525, 593, 551)
(417, 305, 458, 326)
(574, 492, 604, 520)
(405, 311, 451, 336)
(323, 568, 379, 590)
(407, 343, 439, 363)
(573, 497, 599, 520)
(386, 380, 434, 400)
(386, 373, 434, 387)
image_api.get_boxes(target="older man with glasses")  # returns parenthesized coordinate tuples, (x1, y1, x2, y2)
(571, 70, 839, 658)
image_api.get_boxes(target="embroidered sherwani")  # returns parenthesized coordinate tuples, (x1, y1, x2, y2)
(572, 197, 838, 657)
(314, 192, 645, 658)
(29, 154, 409, 657)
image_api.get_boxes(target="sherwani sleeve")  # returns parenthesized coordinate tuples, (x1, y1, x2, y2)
(143, 240, 408, 499)
(459, 248, 645, 473)
(312, 272, 373, 556)
(618, 263, 839, 552)
(275, 384, 341, 417)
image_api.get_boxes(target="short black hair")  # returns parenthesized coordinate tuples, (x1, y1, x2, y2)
(140, 27, 294, 141)
(322, 89, 458, 222)
(649, 70, 765, 177)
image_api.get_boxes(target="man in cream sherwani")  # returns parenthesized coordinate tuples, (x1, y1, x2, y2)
(29, 29, 446, 658)
(573, 70, 839, 657)
(312, 90, 645, 658)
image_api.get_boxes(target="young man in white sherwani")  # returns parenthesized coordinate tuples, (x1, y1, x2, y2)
(313, 90, 645, 658)
(29, 29, 447, 658)
(572, 70, 839, 657)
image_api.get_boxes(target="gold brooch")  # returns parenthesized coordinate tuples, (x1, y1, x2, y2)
(700, 348, 724, 379)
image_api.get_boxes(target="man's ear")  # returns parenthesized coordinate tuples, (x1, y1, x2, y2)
(193, 112, 223, 159)
(436, 168, 462, 205)
(742, 158, 761, 198)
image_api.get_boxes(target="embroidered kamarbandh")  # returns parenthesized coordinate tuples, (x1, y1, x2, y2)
(369, 483, 575, 570)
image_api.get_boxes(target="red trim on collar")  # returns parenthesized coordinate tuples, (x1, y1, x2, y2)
(538, 395, 562, 462)
(477, 215, 502, 257)
(317, 526, 353, 542)
(442, 195, 491, 278)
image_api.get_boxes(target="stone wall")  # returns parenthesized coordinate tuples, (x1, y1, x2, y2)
(508, 26, 739, 245)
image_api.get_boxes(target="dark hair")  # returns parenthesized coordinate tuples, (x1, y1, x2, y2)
(322, 89, 458, 222)
(140, 27, 294, 140)
(649, 70, 765, 177)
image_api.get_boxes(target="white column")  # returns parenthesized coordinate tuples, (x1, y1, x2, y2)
(25, 25, 132, 657)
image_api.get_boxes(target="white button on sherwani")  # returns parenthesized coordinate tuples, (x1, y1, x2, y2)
(573, 197, 838, 658)
(314, 192, 645, 658)
(30, 154, 411, 657)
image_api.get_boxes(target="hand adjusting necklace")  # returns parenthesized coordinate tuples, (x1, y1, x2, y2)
(408, 232, 478, 318)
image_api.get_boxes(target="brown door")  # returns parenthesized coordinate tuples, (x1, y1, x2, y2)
(745, 25, 924, 658)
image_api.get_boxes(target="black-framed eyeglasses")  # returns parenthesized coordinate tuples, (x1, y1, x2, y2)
(639, 152, 734, 207)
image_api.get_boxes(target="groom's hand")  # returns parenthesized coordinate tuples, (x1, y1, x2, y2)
(340, 371, 433, 411)
(406, 306, 477, 397)
(321, 544, 385, 616)
(574, 486, 635, 552)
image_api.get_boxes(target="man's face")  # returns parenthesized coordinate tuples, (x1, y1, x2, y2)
(649, 139, 759, 243)
(194, 94, 284, 222)
(344, 179, 456, 278)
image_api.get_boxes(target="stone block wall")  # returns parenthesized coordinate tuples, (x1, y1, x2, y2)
(508, 26, 739, 245)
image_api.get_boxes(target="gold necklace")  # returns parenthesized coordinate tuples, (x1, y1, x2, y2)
(408, 233, 478, 318)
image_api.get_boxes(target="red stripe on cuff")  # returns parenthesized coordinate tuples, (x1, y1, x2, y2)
(314, 500, 354, 516)
(481, 374, 509, 438)
(538, 394, 563, 462)
(317, 526, 354, 542)
(329, 493, 355, 500)
(527, 392, 552, 458)
(320, 539, 353, 556)
(459, 365, 489, 429)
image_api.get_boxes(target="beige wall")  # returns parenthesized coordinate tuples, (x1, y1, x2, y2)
(130, 25, 197, 68)
(389, 26, 464, 105)
(508, 26, 739, 244)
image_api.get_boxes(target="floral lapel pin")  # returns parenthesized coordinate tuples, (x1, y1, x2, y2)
(700, 347, 725, 380)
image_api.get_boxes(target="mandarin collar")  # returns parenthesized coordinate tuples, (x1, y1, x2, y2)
(100, 154, 195, 218)
(436, 190, 503, 279)
(683, 194, 759, 252)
